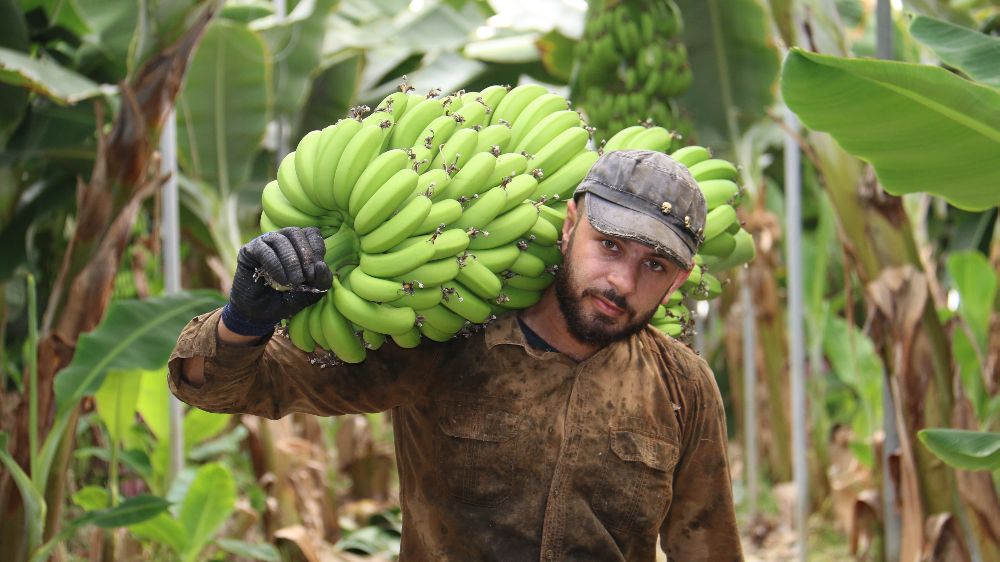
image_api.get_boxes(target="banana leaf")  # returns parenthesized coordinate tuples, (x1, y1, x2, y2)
(53, 291, 226, 415)
(75, 0, 139, 80)
(0, 0, 29, 142)
(0, 46, 108, 104)
(676, 0, 782, 152)
(781, 48, 1000, 212)
(918, 429, 1000, 471)
(178, 463, 236, 562)
(176, 21, 270, 195)
(909, 15, 1000, 88)
(94, 369, 143, 444)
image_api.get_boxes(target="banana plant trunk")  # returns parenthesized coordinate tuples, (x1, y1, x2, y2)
(0, 6, 219, 557)
(811, 134, 999, 561)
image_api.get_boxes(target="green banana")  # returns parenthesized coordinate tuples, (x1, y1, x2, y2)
(514, 110, 583, 154)
(332, 277, 416, 336)
(702, 228, 755, 271)
(419, 321, 455, 342)
(320, 293, 368, 363)
(468, 202, 540, 250)
(499, 174, 539, 213)
(416, 304, 467, 333)
(474, 84, 509, 112)
(441, 280, 494, 324)
(495, 285, 543, 309)
(261, 181, 328, 227)
(509, 93, 570, 149)
(531, 149, 599, 201)
(468, 244, 521, 273)
(698, 231, 736, 257)
(313, 119, 364, 210)
(437, 152, 496, 200)
(416, 168, 451, 201)
(428, 228, 471, 260)
(353, 168, 419, 234)
(669, 145, 711, 168)
(292, 130, 324, 208)
(361, 329, 386, 351)
(527, 214, 560, 246)
(410, 114, 460, 173)
(453, 185, 507, 231)
(332, 124, 386, 211)
(523, 242, 563, 267)
(392, 262, 457, 296)
(698, 179, 740, 209)
(260, 211, 279, 234)
(453, 99, 490, 129)
(364, 91, 409, 125)
(491, 83, 547, 126)
(348, 149, 412, 219)
(475, 123, 513, 154)
(537, 204, 566, 231)
(603, 125, 646, 152)
(703, 204, 738, 240)
(505, 273, 555, 291)
(390, 284, 444, 309)
(529, 126, 590, 179)
(389, 97, 445, 149)
(391, 326, 423, 348)
(359, 237, 436, 278)
(307, 300, 330, 351)
(415, 198, 463, 234)
(509, 249, 546, 277)
(359, 194, 432, 253)
(623, 126, 674, 152)
(348, 266, 406, 303)
(288, 307, 315, 353)
(456, 255, 503, 299)
(484, 153, 529, 191)
(431, 127, 479, 171)
(687, 158, 739, 182)
(277, 151, 327, 216)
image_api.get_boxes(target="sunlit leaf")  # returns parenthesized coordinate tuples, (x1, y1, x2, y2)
(781, 48, 1000, 211)
(128, 511, 188, 554)
(176, 21, 270, 194)
(910, 15, 1000, 87)
(53, 291, 226, 415)
(178, 463, 236, 562)
(918, 429, 1000, 471)
(183, 407, 231, 447)
(136, 369, 170, 442)
(72, 486, 110, 511)
(0, 47, 109, 104)
(94, 370, 143, 443)
(947, 251, 997, 344)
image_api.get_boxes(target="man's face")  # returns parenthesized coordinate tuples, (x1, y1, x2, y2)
(554, 201, 690, 348)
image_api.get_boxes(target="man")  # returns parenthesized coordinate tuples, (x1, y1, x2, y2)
(169, 150, 744, 561)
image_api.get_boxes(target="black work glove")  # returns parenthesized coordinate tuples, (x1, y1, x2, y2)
(221, 227, 333, 337)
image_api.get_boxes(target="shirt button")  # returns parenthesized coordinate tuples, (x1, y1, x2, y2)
(546, 549, 554, 559)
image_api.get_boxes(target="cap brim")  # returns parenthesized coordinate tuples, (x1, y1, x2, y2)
(585, 193, 695, 269)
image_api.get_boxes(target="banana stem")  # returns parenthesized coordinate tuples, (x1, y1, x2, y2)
(27, 273, 39, 485)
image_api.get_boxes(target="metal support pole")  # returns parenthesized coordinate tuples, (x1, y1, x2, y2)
(784, 109, 807, 561)
(875, 3, 901, 559)
(161, 110, 185, 484)
(274, 0, 290, 163)
(741, 271, 758, 518)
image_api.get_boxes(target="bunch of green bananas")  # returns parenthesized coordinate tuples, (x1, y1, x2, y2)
(260, 84, 753, 359)
(599, 125, 756, 338)
(571, 0, 693, 149)
(261, 84, 602, 362)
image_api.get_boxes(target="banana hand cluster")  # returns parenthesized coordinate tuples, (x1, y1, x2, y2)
(268, 85, 756, 357)
(571, 0, 693, 149)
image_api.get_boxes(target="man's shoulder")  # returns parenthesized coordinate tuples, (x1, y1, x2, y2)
(638, 326, 710, 381)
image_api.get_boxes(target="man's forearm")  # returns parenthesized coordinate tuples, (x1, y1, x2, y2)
(180, 317, 268, 386)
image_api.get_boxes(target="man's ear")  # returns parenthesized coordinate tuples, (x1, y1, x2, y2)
(561, 199, 579, 253)
(661, 265, 693, 304)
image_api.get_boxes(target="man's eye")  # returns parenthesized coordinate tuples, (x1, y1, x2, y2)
(646, 260, 665, 272)
(601, 239, 617, 251)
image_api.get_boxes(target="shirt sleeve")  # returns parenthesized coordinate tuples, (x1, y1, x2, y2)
(167, 308, 443, 419)
(659, 358, 744, 561)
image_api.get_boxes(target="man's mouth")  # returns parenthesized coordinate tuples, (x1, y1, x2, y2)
(590, 294, 625, 317)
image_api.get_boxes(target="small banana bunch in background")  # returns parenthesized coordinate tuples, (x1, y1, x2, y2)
(259, 83, 753, 362)
(571, 0, 694, 149)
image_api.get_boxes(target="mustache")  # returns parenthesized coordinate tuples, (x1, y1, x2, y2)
(582, 287, 633, 314)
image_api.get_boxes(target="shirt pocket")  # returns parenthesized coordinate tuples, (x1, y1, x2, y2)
(435, 399, 523, 507)
(591, 416, 680, 534)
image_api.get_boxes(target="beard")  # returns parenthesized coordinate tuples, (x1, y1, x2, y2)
(554, 237, 660, 348)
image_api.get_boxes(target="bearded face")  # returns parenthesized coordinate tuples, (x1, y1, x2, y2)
(553, 228, 665, 348)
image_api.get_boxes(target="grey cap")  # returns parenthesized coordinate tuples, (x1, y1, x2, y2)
(573, 149, 706, 269)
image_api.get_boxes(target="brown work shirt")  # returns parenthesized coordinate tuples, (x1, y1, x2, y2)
(168, 309, 743, 561)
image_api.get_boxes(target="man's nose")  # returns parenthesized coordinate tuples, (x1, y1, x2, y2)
(606, 265, 637, 297)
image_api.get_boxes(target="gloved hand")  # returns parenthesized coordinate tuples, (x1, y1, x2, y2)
(221, 227, 332, 337)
